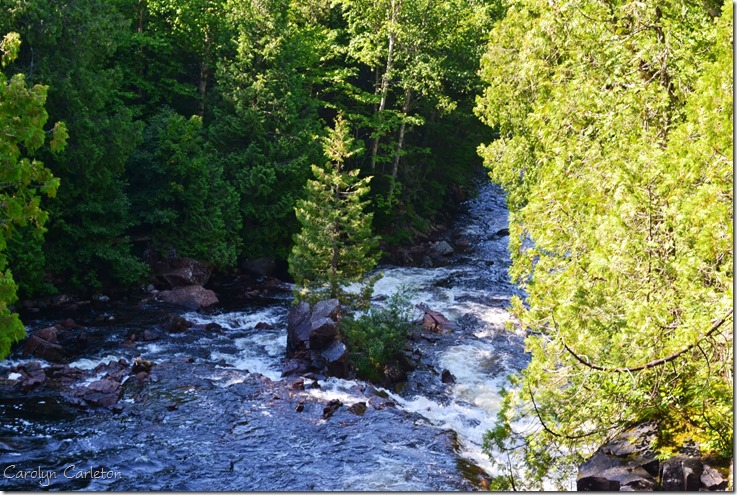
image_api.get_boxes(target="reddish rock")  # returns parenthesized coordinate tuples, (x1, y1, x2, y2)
(17, 361, 47, 390)
(158, 285, 218, 310)
(422, 309, 454, 332)
(24, 327, 65, 363)
(35, 326, 58, 343)
(255, 322, 273, 330)
(79, 378, 121, 407)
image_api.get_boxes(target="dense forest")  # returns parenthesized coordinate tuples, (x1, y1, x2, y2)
(0, 0, 732, 489)
(0, 0, 499, 346)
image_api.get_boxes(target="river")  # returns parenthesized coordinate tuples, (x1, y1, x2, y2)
(0, 181, 530, 491)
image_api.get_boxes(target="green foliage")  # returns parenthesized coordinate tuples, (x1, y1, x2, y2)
(341, 287, 415, 381)
(210, 0, 335, 260)
(289, 114, 380, 307)
(339, 0, 502, 237)
(476, 0, 733, 487)
(2, 0, 148, 291)
(0, 32, 65, 358)
(127, 108, 239, 267)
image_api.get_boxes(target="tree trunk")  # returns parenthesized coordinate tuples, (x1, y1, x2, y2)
(370, 0, 399, 170)
(198, 32, 211, 117)
(388, 88, 412, 202)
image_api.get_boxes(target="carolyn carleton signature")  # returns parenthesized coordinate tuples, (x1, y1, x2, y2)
(3, 464, 123, 487)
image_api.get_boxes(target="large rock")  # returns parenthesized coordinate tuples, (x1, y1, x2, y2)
(284, 299, 348, 378)
(15, 361, 48, 391)
(577, 423, 659, 491)
(79, 378, 121, 408)
(158, 285, 218, 310)
(422, 309, 454, 332)
(661, 455, 703, 491)
(160, 257, 211, 288)
(24, 326, 65, 363)
(578, 423, 730, 491)
(431, 240, 455, 257)
(286, 302, 311, 356)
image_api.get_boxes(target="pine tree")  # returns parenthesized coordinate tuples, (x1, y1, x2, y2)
(289, 115, 380, 307)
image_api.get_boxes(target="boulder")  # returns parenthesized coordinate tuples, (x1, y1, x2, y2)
(160, 257, 211, 288)
(322, 341, 349, 379)
(347, 402, 367, 416)
(16, 361, 47, 391)
(577, 424, 659, 491)
(578, 423, 731, 491)
(158, 285, 218, 310)
(284, 299, 348, 378)
(79, 378, 121, 408)
(422, 309, 454, 332)
(132, 357, 154, 374)
(313, 299, 341, 321)
(286, 301, 312, 356)
(24, 327, 65, 363)
(431, 240, 454, 257)
(162, 314, 193, 333)
(661, 456, 703, 491)
(578, 449, 657, 491)
(322, 399, 342, 419)
(309, 318, 338, 349)
(441, 369, 456, 384)
(701, 464, 729, 490)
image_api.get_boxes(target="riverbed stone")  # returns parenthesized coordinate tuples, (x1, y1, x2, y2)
(24, 327, 65, 363)
(431, 240, 454, 257)
(323, 399, 342, 419)
(284, 299, 348, 379)
(158, 285, 218, 310)
(422, 309, 454, 332)
(162, 314, 193, 333)
(441, 369, 456, 384)
(80, 378, 122, 407)
(347, 402, 367, 416)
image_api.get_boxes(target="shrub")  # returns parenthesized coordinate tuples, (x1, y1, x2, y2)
(340, 288, 416, 382)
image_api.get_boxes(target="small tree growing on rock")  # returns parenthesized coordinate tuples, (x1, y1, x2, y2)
(289, 114, 380, 307)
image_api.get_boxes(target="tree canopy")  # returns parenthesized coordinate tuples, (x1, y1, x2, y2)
(475, 0, 733, 488)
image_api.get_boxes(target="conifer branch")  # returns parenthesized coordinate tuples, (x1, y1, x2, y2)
(558, 309, 733, 373)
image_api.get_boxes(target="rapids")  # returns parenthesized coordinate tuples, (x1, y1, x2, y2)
(0, 181, 530, 491)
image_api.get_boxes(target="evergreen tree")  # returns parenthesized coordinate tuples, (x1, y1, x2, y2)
(476, 0, 733, 488)
(126, 108, 239, 268)
(0, 33, 66, 358)
(289, 115, 380, 306)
